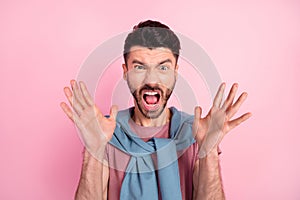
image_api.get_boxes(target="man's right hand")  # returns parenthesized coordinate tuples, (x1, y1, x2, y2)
(60, 79, 118, 159)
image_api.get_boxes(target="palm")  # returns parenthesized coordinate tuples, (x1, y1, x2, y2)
(77, 105, 116, 148)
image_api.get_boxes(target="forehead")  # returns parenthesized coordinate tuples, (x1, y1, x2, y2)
(127, 46, 176, 64)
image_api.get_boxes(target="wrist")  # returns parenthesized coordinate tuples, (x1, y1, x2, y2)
(198, 130, 223, 158)
(83, 140, 107, 162)
(198, 146, 222, 159)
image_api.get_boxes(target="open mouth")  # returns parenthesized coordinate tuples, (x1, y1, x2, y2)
(143, 91, 160, 104)
(141, 90, 161, 110)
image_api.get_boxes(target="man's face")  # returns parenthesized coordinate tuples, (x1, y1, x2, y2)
(123, 46, 178, 119)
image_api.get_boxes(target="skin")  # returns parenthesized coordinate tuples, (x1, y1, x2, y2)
(60, 46, 251, 200)
(122, 46, 178, 126)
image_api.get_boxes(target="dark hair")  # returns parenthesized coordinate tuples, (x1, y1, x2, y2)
(123, 20, 181, 66)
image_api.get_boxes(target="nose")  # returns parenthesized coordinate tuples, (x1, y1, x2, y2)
(143, 69, 161, 85)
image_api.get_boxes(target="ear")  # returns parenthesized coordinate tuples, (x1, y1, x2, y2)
(175, 64, 179, 80)
(122, 64, 128, 80)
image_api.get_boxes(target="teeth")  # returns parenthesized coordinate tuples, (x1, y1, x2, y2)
(145, 91, 158, 95)
(146, 104, 157, 107)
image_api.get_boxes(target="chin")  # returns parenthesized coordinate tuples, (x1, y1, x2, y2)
(141, 106, 166, 119)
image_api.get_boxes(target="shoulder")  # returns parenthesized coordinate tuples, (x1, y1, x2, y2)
(169, 107, 194, 125)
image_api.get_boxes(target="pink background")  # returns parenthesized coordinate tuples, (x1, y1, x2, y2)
(1, 0, 300, 199)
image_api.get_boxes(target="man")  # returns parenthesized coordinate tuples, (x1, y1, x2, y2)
(60, 20, 251, 200)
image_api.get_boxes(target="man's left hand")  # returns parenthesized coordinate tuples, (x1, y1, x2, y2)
(193, 83, 252, 158)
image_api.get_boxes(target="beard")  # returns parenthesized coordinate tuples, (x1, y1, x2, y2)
(129, 83, 175, 119)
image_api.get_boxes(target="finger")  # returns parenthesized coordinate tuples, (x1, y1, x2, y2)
(213, 82, 226, 108)
(60, 102, 84, 132)
(221, 83, 238, 111)
(109, 105, 119, 121)
(92, 104, 104, 119)
(193, 106, 202, 138)
(60, 102, 77, 122)
(194, 106, 202, 121)
(227, 112, 252, 131)
(64, 86, 83, 115)
(71, 80, 87, 108)
(227, 92, 248, 119)
(79, 81, 94, 106)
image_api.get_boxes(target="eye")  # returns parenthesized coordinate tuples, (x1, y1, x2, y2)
(159, 65, 169, 71)
(134, 65, 145, 70)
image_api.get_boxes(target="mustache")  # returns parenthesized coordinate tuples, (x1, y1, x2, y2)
(139, 84, 164, 95)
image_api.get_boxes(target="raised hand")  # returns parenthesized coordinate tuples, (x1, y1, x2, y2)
(193, 83, 251, 158)
(60, 80, 118, 159)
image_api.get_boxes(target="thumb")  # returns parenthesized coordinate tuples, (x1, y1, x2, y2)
(194, 106, 202, 121)
(193, 106, 202, 133)
(109, 105, 119, 120)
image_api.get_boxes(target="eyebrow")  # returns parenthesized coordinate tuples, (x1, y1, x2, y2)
(131, 59, 173, 66)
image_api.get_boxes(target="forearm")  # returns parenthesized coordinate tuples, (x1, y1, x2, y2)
(75, 148, 106, 200)
(193, 149, 225, 200)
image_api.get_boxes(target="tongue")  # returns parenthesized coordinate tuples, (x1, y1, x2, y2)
(145, 95, 158, 104)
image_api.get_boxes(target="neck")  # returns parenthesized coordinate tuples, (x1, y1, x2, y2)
(132, 107, 171, 127)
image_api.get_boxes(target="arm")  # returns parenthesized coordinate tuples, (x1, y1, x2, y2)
(193, 149, 225, 200)
(192, 83, 251, 200)
(75, 147, 110, 200)
(75, 149, 109, 200)
(60, 80, 117, 200)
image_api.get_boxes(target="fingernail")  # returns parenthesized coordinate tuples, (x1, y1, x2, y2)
(79, 81, 84, 87)
(64, 87, 72, 96)
(71, 80, 76, 87)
